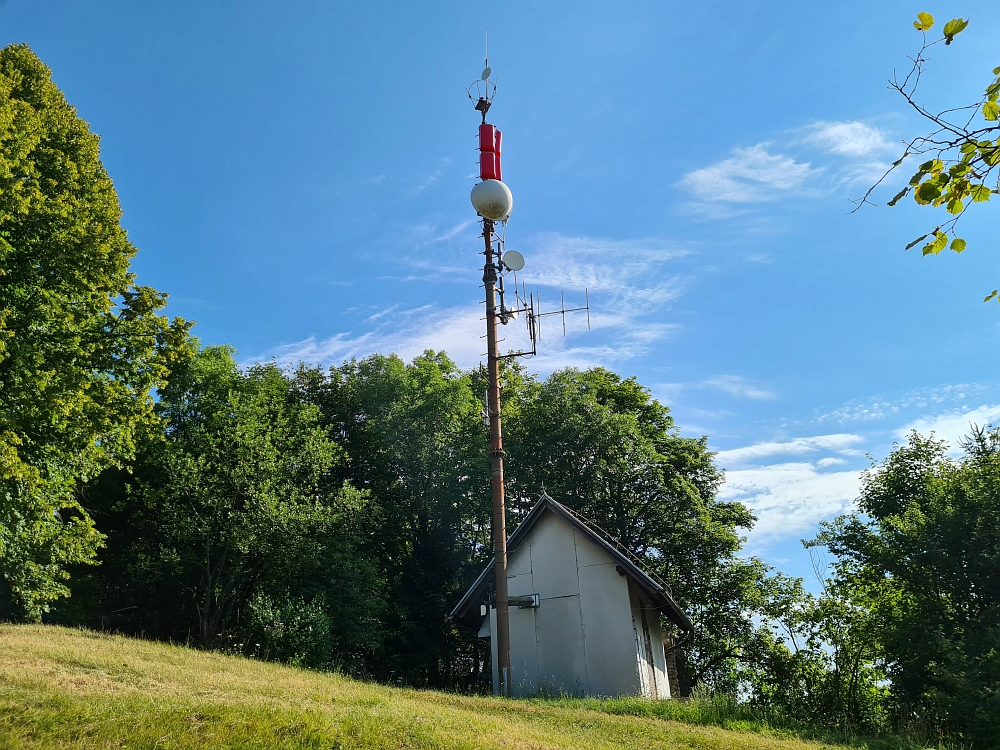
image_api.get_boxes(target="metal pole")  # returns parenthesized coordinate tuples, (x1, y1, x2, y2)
(482, 218, 511, 697)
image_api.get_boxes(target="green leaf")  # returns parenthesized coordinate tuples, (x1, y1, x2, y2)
(946, 198, 965, 215)
(887, 187, 909, 206)
(943, 18, 969, 44)
(949, 162, 971, 177)
(915, 181, 941, 204)
(891, 152, 909, 168)
(951, 238, 967, 253)
(921, 231, 949, 256)
(971, 184, 992, 202)
(986, 290, 999, 302)
(913, 12, 934, 31)
(983, 101, 1000, 121)
(919, 159, 944, 173)
(961, 141, 978, 154)
(905, 234, 929, 250)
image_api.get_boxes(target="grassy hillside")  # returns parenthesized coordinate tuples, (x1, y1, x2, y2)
(0, 625, 912, 749)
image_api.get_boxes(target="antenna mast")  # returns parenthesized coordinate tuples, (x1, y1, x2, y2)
(465, 40, 590, 699)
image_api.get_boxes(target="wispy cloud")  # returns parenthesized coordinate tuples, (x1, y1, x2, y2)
(679, 144, 819, 204)
(898, 404, 1000, 454)
(818, 383, 986, 424)
(800, 121, 892, 157)
(817, 457, 847, 467)
(715, 433, 864, 466)
(412, 158, 451, 194)
(262, 304, 486, 369)
(720, 461, 861, 541)
(678, 121, 897, 217)
(701, 375, 775, 400)
(512, 232, 688, 359)
(253, 231, 690, 372)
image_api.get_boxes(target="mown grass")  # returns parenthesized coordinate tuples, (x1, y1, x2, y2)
(0, 625, 932, 749)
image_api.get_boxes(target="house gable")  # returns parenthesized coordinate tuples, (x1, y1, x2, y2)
(451, 494, 691, 632)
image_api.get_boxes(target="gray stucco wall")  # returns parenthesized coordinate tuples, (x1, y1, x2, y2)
(483, 509, 651, 697)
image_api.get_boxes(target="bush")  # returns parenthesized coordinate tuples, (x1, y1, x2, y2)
(243, 593, 335, 669)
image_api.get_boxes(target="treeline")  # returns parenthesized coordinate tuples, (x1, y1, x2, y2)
(50, 345, 755, 693)
(2, 42, 999, 748)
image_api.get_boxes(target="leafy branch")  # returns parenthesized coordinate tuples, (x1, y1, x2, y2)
(852, 13, 1000, 299)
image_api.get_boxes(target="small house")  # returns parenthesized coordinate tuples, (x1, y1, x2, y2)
(451, 493, 692, 698)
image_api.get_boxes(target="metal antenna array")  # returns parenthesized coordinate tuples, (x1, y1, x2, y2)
(483, 233, 591, 360)
(465, 46, 591, 698)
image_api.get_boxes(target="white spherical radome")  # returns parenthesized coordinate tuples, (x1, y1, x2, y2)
(470, 179, 513, 221)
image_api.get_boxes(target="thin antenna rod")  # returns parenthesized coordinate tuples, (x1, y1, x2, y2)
(586, 288, 591, 330)
(485, 29, 489, 67)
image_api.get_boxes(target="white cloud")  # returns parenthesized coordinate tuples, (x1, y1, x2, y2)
(898, 404, 1000, 455)
(263, 304, 486, 369)
(679, 144, 819, 203)
(715, 433, 863, 466)
(818, 383, 983, 425)
(817, 457, 847, 467)
(701, 375, 775, 400)
(801, 121, 892, 157)
(507, 232, 688, 359)
(253, 231, 689, 372)
(720, 462, 861, 540)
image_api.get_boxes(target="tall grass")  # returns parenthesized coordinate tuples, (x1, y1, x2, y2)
(529, 692, 958, 750)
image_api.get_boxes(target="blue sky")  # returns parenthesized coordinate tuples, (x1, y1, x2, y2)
(5, 1, 1000, 585)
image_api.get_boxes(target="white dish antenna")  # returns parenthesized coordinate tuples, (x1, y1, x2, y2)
(482, 67, 492, 80)
(502, 250, 524, 272)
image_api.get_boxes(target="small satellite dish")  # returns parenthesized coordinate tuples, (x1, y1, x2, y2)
(482, 67, 492, 80)
(502, 250, 525, 272)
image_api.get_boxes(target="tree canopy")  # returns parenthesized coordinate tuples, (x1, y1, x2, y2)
(811, 429, 1000, 745)
(0, 44, 191, 621)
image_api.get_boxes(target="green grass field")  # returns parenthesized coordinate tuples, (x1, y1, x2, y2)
(0, 625, 924, 749)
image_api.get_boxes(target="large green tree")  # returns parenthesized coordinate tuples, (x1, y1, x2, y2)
(0, 44, 190, 621)
(291, 351, 491, 685)
(71, 346, 380, 669)
(814, 429, 1000, 745)
(498, 365, 788, 693)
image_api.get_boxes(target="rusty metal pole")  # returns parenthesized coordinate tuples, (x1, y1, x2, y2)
(482, 217, 511, 697)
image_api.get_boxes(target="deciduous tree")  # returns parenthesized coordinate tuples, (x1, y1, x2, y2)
(813, 429, 1000, 745)
(0, 44, 191, 621)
